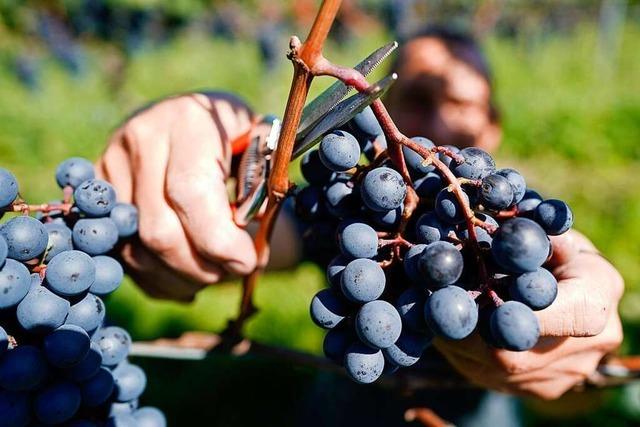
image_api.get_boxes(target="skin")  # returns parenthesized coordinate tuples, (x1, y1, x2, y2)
(97, 37, 624, 400)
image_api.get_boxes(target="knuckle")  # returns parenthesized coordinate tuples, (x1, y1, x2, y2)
(138, 221, 178, 254)
(493, 351, 530, 375)
(166, 171, 212, 206)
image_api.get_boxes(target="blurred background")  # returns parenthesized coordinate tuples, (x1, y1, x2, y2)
(1, 0, 640, 425)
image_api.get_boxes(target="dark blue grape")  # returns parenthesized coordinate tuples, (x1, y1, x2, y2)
(323, 174, 357, 218)
(319, 130, 361, 172)
(17, 285, 69, 332)
(510, 268, 558, 310)
(534, 199, 573, 235)
(300, 150, 333, 185)
(1, 216, 48, 261)
(113, 363, 147, 402)
(44, 324, 91, 368)
(310, 289, 348, 329)
(415, 211, 454, 244)
(0, 259, 30, 309)
(343, 342, 384, 384)
(134, 407, 166, 427)
(496, 168, 526, 204)
(516, 189, 543, 217)
(438, 145, 460, 168)
(72, 218, 119, 255)
(43, 222, 73, 262)
(0, 326, 7, 357)
(65, 293, 105, 333)
(107, 414, 138, 427)
(90, 256, 123, 296)
(413, 171, 443, 198)
(348, 106, 382, 140)
(81, 367, 115, 407)
(45, 250, 96, 297)
(491, 218, 550, 273)
(0, 390, 30, 427)
(424, 286, 478, 340)
(295, 186, 325, 221)
(479, 174, 514, 210)
(340, 258, 385, 303)
(490, 301, 540, 351)
(323, 327, 355, 365)
(35, 382, 81, 425)
(418, 241, 464, 287)
(92, 326, 131, 366)
(434, 188, 469, 224)
(361, 167, 406, 212)
(63, 342, 102, 382)
(396, 287, 429, 333)
(339, 222, 378, 259)
(0, 168, 19, 209)
(0, 345, 48, 391)
(355, 300, 402, 349)
(369, 206, 402, 229)
(402, 137, 435, 176)
(326, 255, 348, 289)
(403, 244, 427, 283)
(451, 147, 496, 180)
(74, 179, 117, 217)
(55, 158, 95, 189)
(382, 330, 431, 367)
(109, 203, 139, 237)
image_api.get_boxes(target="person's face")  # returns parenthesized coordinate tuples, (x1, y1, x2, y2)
(386, 37, 501, 152)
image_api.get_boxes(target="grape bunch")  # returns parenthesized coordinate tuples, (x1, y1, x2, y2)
(0, 159, 166, 426)
(298, 107, 573, 384)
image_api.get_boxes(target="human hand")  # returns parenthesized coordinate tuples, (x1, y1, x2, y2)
(96, 93, 258, 301)
(434, 229, 624, 399)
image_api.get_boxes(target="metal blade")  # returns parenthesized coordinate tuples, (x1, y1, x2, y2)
(292, 73, 397, 159)
(297, 41, 398, 139)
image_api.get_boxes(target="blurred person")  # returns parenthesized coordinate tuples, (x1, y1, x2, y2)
(96, 25, 623, 422)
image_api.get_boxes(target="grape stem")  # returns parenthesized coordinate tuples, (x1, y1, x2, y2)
(7, 201, 73, 215)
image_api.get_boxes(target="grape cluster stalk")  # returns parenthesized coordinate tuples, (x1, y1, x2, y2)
(0, 160, 166, 426)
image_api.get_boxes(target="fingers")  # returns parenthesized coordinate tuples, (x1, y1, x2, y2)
(164, 104, 257, 276)
(95, 131, 133, 203)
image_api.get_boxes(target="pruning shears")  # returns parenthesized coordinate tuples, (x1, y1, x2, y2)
(230, 41, 399, 226)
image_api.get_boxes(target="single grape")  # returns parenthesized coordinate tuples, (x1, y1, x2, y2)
(300, 150, 333, 185)
(424, 286, 478, 340)
(109, 203, 139, 237)
(323, 327, 355, 365)
(0, 236, 7, 267)
(112, 363, 147, 402)
(434, 188, 469, 224)
(17, 286, 70, 332)
(55, 157, 95, 189)
(479, 173, 514, 211)
(81, 367, 115, 407)
(361, 167, 406, 212)
(343, 342, 384, 384)
(65, 293, 105, 333)
(44, 324, 91, 368)
(534, 199, 573, 235)
(45, 250, 96, 297)
(490, 301, 540, 351)
(319, 130, 361, 172)
(418, 241, 464, 288)
(294, 186, 325, 221)
(0, 390, 30, 427)
(396, 287, 429, 333)
(63, 341, 102, 382)
(340, 258, 386, 303)
(0, 259, 30, 309)
(451, 147, 496, 179)
(402, 137, 435, 176)
(74, 179, 117, 217)
(324, 174, 358, 218)
(413, 171, 443, 198)
(309, 289, 348, 329)
(415, 211, 454, 244)
(72, 218, 119, 255)
(339, 222, 378, 259)
(382, 330, 431, 367)
(90, 256, 124, 296)
(0, 168, 19, 209)
(107, 414, 138, 427)
(496, 168, 526, 204)
(510, 267, 558, 311)
(0, 345, 48, 391)
(133, 407, 167, 427)
(403, 244, 427, 283)
(92, 326, 131, 366)
(326, 255, 348, 289)
(516, 189, 543, 217)
(44, 222, 73, 262)
(491, 218, 550, 273)
(355, 300, 402, 349)
(368, 206, 402, 229)
(0, 215, 48, 261)
(348, 106, 382, 140)
(438, 145, 461, 168)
